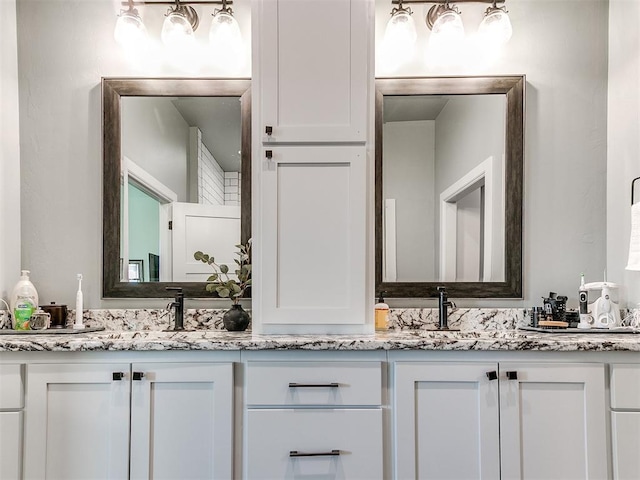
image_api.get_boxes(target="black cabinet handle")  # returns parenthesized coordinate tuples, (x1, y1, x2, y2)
(290, 450, 340, 457)
(132, 371, 145, 381)
(485, 371, 498, 381)
(112, 372, 124, 381)
(266, 150, 273, 160)
(506, 371, 518, 380)
(265, 125, 273, 136)
(288, 382, 340, 388)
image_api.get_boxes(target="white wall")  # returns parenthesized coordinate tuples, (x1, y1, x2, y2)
(0, 0, 21, 303)
(434, 95, 505, 282)
(121, 97, 189, 202)
(376, 0, 609, 307)
(608, 0, 640, 307)
(383, 120, 436, 281)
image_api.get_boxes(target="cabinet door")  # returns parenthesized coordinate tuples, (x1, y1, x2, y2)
(254, 146, 368, 330)
(129, 362, 234, 480)
(499, 363, 607, 480)
(24, 363, 130, 480)
(612, 412, 640, 479)
(0, 412, 22, 479)
(255, 0, 371, 143)
(246, 409, 382, 479)
(394, 362, 500, 479)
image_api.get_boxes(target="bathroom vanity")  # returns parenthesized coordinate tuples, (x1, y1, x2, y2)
(2, 313, 639, 479)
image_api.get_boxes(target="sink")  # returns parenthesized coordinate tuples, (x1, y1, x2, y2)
(0, 327, 105, 335)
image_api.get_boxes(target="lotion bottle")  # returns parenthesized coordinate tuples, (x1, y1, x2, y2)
(375, 294, 389, 331)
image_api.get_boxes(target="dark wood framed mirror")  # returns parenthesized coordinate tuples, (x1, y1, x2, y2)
(375, 75, 524, 298)
(103, 78, 251, 298)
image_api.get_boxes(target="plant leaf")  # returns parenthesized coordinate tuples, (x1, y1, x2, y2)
(207, 274, 219, 282)
(216, 287, 230, 298)
(220, 264, 229, 274)
(194, 251, 204, 261)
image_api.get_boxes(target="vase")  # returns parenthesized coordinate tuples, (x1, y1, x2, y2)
(223, 304, 250, 331)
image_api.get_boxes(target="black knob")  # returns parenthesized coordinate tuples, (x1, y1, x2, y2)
(266, 150, 273, 159)
(506, 371, 518, 380)
(112, 372, 124, 381)
(132, 371, 145, 381)
(486, 371, 498, 381)
(265, 125, 273, 136)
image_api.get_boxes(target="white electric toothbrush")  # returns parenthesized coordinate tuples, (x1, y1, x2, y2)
(73, 274, 85, 330)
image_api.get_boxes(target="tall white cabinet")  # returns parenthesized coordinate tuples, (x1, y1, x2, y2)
(252, 0, 374, 333)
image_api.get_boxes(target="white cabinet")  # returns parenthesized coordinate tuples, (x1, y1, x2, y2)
(255, 146, 368, 330)
(245, 360, 383, 479)
(0, 364, 24, 480)
(394, 361, 607, 480)
(254, 0, 371, 143)
(610, 364, 640, 479)
(129, 363, 233, 479)
(499, 363, 607, 480)
(24, 362, 233, 479)
(252, 0, 374, 333)
(24, 363, 130, 479)
(394, 362, 500, 479)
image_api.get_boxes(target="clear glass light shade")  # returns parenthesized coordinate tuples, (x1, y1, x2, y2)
(209, 10, 245, 70)
(384, 10, 417, 52)
(430, 9, 465, 49)
(161, 11, 195, 48)
(478, 9, 513, 45)
(114, 10, 148, 49)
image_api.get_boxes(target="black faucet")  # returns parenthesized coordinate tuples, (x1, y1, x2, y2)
(437, 286, 456, 330)
(166, 287, 185, 331)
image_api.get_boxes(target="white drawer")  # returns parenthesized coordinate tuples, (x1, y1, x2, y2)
(246, 361, 381, 406)
(0, 364, 23, 409)
(610, 364, 640, 409)
(246, 409, 382, 480)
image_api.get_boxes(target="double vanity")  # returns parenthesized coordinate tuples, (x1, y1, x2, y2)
(1, 309, 640, 479)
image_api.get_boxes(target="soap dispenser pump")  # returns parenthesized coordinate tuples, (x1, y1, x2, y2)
(375, 293, 389, 331)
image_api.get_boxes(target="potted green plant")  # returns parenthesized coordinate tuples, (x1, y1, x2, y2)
(194, 239, 252, 331)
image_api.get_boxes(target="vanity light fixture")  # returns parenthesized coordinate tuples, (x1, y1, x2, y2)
(384, 0, 512, 67)
(114, 0, 240, 54)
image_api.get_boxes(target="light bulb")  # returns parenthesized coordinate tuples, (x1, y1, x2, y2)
(209, 9, 245, 71)
(161, 10, 195, 49)
(381, 6, 417, 70)
(114, 9, 148, 50)
(478, 8, 513, 45)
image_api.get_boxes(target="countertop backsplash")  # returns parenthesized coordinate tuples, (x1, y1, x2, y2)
(0, 307, 636, 332)
(0, 308, 526, 331)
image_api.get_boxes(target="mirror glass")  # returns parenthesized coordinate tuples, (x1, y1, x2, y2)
(103, 78, 251, 298)
(376, 76, 524, 298)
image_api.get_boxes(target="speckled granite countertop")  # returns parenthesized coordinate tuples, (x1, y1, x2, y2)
(1, 328, 640, 352)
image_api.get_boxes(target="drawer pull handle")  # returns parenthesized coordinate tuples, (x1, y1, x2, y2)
(265, 125, 273, 136)
(288, 383, 340, 388)
(506, 371, 518, 380)
(266, 150, 273, 160)
(112, 372, 124, 381)
(290, 450, 341, 457)
(132, 371, 145, 381)
(485, 371, 498, 381)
